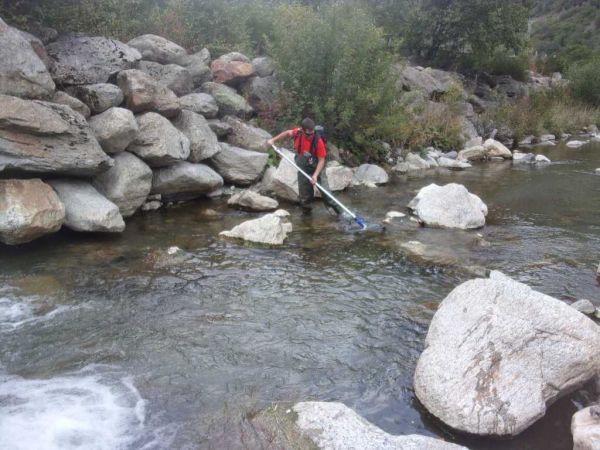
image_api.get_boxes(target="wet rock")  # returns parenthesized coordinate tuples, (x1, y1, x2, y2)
(596, 168, 600, 175)
(270, 148, 299, 202)
(48, 179, 125, 232)
(47, 34, 141, 85)
(220, 213, 291, 245)
(484, 139, 512, 159)
(117, 69, 180, 118)
(513, 151, 536, 163)
(386, 211, 405, 220)
(352, 164, 389, 186)
(0, 95, 112, 176)
(0, 18, 55, 99)
(151, 161, 223, 201)
(228, 190, 278, 211)
(141, 200, 161, 212)
(325, 165, 353, 191)
(539, 134, 556, 142)
(127, 112, 190, 167)
(0, 179, 65, 245)
(571, 299, 596, 315)
(179, 93, 218, 118)
(201, 82, 253, 118)
(50, 91, 90, 118)
(404, 153, 431, 171)
(252, 57, 275, 77)
(408, 183, 487, 229)
(207, 119, 233, 138)
(127, 34, 188, 66)
(224, 116, 271, 152)
(415, 271, 600, 437)
(438, 157, 472, 169)
(172, 110, 219, 162)
(211, 58, 254, 86)
(567, 140, 586, 149)
(65, 83, 123, 114)
(88, 107, 139, 154)
(210, 143, 268, 186)
(138, 60, 193, 96)
(93, 152, 152, 217)
(535, 154, 551, 164)
(273, 209, 290, 218)
(457, 145, 486, 162)
(573, 405, 600, 450)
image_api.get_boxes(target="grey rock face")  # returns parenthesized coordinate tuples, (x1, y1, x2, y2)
(93, 152, 152, 217)
(572, 405, 600, 450)
(151, 161, 223, 201)
(352, 164, 389, 186)
(201, 82, 253, 118)
(228, 190, 278, 211)
(270, 148, 299, 202)
(49, 179, 125, 232)
(484, 139, 512, 159)
(437, 157, 472, 169)
(66, 83, 123, 114)
(210, 143, 268, 186)
(224, 116, 272, 152)
(242, 76, 279, 112)
(207, 120, 233, 138)
(88, 107, 139, 154)
(0, 18, 55, 99)
(293, 402, 467, 450)
(0, 95, 112, 176)
(15, 29, 52, 69)
(179, 93, 218, 118)
(220, 213, 291, 245)
(408, 183, 487, 229)
(325, 165, 353, 191)
(0, 179, 65, 245)
(184, 56, 212, 87)
(127, 34, 188, 65)
(46, 34, 141, 85)
(415, 271, 600, 436)
(252, 57, 275, 77)
(172, 110, 219, 162)
(138, 60, 193, 96)
(51, 91, 90, 118)
(117, 69, 180, 118)
(127, 112, 190, 167)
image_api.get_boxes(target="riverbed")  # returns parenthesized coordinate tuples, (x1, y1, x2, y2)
(0, 141, 598, 449)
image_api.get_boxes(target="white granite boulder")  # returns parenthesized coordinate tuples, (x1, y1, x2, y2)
(220, 213, 291, 245)
(408, 183, 487, 229)
(228, 190, 278, 211)
(269, 148, 299, 202)
(210, 143, 268, 186)
(151, 161, 223, 201)
(415, 271, 600, 436)
(572, 405, 600, 450)
(352, 164, 389, 186)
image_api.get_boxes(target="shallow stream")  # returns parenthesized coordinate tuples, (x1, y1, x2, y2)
(0, 142, 599, 449)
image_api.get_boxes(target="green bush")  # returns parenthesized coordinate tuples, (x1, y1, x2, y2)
(568, 57, 600, 107)
(483, 50, 529, 82)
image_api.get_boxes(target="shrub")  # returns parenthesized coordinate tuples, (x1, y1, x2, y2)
(568, 57, 600, 107)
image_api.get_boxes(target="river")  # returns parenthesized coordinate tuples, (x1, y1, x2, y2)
(0, 141, 598, 449)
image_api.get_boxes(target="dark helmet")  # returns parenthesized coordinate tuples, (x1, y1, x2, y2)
(301, 117, 315, 131)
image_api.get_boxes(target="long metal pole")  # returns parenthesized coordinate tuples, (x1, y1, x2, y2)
(271, 145, 364, 225)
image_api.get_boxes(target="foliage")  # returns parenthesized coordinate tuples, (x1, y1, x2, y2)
(567, 57, 600, 107)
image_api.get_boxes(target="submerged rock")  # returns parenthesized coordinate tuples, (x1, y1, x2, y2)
(228, 190, 278, 211)
(415, 271, 600, 437)
(49, 179, 125, 232)
(220, 213, 291, 245)
(408, 183, 487, 229)
(0, 179, 65, 245)
(572, 405, 600, 450)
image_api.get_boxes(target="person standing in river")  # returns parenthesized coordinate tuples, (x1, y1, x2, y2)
(267, 118, 341, 215)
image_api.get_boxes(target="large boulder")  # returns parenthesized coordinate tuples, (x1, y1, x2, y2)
(457, 145, 486, 162)
(48, 179, 125, 232)
(15, 28, 52, 69)
(408, 183, 487, 229)
(395, 65, 461, 99)
(228, 190, 278, 211)
(211, 58, 254, 86)
(207, 119, 233, 138)
(269, 148, 299, 202)
(151, 161, 223, 201)
(352, 164, 389, 186)
(210, 143, 268, 186)
(65, 83, 124, 114)
(252, 57, 275, 77)
(288, 402, 467, 450)
(127, 34, 188, 66)
(572, 405, 600, 450)
(0, 179, 65, 245)
(117, 69, 180, 118)
(50, 91, 90, 118)
(46, 34, 141, 85)
(127, 112, 190, 167)
(88, 107, 139, 154)
(0, 95, 112, 176)
(0, 18, 55, 99)
(220, 213, 291, 245)
(241, 76, 279, 113)
(185, 58, 212, 88)
(224, 116, 271, 152)
(415, 271, 600, 436)
(325, 165, 353, 191)
(179, 93, 218, 118)
(201, 82, 253, 118)
(93, 152, 152, 217)
(484, 139, 512, 159)
(172, 110, 219, 162)
(138, 61, 193, 96)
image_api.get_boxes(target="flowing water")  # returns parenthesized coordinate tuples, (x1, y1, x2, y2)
(0, 141, 599, 449)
